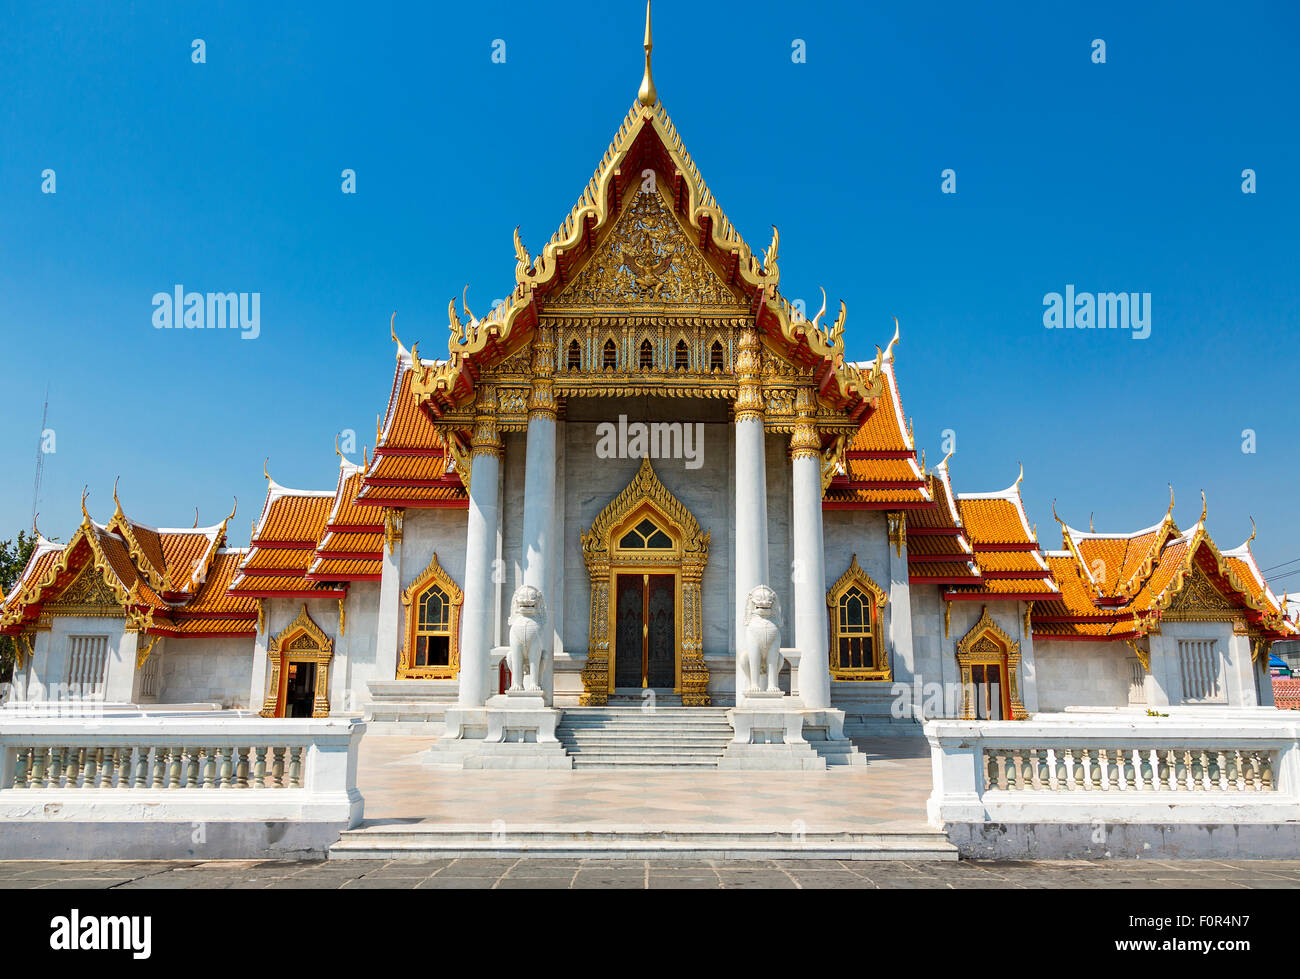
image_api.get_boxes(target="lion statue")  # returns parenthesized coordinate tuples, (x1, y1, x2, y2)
(507, 585, 548, 693)
(742, 584, 784, 695)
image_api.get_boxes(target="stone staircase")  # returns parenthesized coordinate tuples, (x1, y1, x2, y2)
(557, 707, 733, 769)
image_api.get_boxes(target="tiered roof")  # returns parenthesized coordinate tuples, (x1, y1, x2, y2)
(951, 475, 1058, 602)
(307, 457, 384, 583)
(905, 459, 981, 587)
(229, 476, 341, 599)
(0, 495, 254, 640)
(1033, 498, 1295, 642)
(825, 337, 932, 510)
(356, 339, 467, 509)
(404, 34, 885, 433)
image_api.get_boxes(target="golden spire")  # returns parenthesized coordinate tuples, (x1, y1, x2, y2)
(638, 1, 657, 107)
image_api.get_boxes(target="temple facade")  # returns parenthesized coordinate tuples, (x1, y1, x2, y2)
(2, 9, 1292, 740)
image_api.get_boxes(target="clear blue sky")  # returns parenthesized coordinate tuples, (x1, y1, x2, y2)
(2, 2, 1297, 586)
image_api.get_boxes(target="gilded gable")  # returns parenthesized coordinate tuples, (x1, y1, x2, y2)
(551, 188, 743, 310)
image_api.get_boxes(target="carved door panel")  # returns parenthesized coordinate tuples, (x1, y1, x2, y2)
(646, 574, 675, 688)
(614, 574, 645, 688)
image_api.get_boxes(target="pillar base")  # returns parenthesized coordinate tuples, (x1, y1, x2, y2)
(428, 705, 572, 770)
(721, 704, 865, 769)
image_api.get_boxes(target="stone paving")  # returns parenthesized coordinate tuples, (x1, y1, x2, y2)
(358, 734, 935, 832)
(1, 858, 1300, 888)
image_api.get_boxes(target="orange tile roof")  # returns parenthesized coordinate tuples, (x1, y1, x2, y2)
(357, 354, 468, 508)
(847, 355, 912, 455)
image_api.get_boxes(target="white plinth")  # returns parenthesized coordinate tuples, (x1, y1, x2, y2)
(722, 702, 864, 769)
(429, 704, 572, 770)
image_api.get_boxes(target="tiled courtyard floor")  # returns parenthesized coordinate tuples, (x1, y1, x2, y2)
(356, 734, 935, 831)
(2, 858, 1299, 888)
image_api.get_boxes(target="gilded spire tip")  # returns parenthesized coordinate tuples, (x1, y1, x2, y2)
(638, 0, 657, 106)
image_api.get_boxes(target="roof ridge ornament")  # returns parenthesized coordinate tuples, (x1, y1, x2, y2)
(1199, 490, 1207, 525)
(1247, 516, 1257, 546)
(638, 1, 657, 107)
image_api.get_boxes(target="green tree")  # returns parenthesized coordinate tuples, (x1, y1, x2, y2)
(0, 530, 38, 682)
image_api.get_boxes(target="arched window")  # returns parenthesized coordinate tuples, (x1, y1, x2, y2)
(710, 340, 725, 372)
(602, 338, 617, 370)
(618, 516, 674, 550)
(415, 585, 452, 669)
(399, 553, 463, 679)
(675, 339, 689, 370)
(566, 338, 582, 370)
(827, 555, 888, 680)
(639, 338, 654, 369)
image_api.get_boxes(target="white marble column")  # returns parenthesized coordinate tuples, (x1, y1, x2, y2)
(374, 513, 404, 684)
(791, 444, 830, 708)
(522, 339, 558, 702)
(458, 394, 503, 708)
(733, 329, 769, 699)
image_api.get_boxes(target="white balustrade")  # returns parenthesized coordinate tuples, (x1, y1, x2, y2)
(926, 712, 1300, 826)
(0, 715, 365, 826)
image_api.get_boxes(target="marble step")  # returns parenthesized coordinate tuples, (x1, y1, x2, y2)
(329, 824, 958, 861)
(559, 737, 733, 747)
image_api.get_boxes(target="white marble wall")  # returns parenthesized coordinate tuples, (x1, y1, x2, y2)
(158, 636, 254, 708)
(1034, 639, 1133, 711)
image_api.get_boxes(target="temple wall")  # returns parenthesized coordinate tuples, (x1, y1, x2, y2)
(158, 636, 254, 708)
(1034, 639, 1136, 710)
(909, 584, 946, 709)
(339, 580, 380, 706)
(29, 615, 129, 701)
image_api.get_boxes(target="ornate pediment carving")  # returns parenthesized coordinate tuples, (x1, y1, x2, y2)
(551, 188, 743, 310)
(44, 564, 124, 618)
(1163, 565, 1240, 621)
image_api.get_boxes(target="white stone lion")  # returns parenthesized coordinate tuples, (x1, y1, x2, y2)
(507, 585, 548, 693)
(742, 584, 784, 694)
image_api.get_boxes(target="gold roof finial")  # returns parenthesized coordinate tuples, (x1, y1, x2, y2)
(1166, 483, 1175, 519)
(1199, 490, 1207, 524)
(264, 458, 271, 483)
(638, 0, 657, 107)
(193, 507, 200, 529)
(1015, 461, 1024, 492)
(112, 476, 123, 518)
(1247, 516, 1257, 546)
(81, 486, 90, 522)
(1089, 511, 1094, 533)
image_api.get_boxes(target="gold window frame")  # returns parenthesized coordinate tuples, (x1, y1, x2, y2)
(826, 554, 889, 680)
(398, 552, 463, 680)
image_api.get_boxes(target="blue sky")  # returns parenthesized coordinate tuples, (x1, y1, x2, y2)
(1, 1, 1297, 586)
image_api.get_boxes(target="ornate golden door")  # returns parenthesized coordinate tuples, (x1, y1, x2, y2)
(580, 459, 710, 705)
(614, 572, 677, 689)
